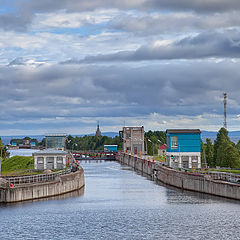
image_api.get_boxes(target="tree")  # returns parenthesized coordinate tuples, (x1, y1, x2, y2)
(213, 128, 230, 166)
(205, 138, 214, 167)
(145, 130, 166, 155)
(235, 140, 240, 151)
(213, 128, 240, 168)
(216, 140, 240, 168)
(0, 137, 9, 159)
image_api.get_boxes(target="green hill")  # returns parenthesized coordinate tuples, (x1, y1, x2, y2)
(1, 156, 34, 174)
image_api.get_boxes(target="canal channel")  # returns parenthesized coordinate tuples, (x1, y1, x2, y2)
(0, 161, 240, 240)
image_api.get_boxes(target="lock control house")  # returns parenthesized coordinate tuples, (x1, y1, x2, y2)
(166, 129, 201, 169)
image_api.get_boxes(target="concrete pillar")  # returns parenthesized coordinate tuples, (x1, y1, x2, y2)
(63, 156, 66, 168)
(178, 155, 182, 168)
(197, 156, 201, 168)
(189, 156, 192, 169)
(34, 156, 37, 170)
(43, 156, 47, 169)
(54, 156, 57, 169)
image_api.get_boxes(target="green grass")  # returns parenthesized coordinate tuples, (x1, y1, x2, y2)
(1, 156, 34, 175)
(153, 155, 165, 162)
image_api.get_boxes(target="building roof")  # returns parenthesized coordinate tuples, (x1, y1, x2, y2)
(166, 129, 201, 134)
(45, 133, 67, 137)
(159, 144, 167, 150)
(33, 149, 68, 156)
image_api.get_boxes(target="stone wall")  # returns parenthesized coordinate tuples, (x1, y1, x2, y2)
(117, 153, 240, 201)
(157, 166, 240, 200)
(0, 169, 84, 203)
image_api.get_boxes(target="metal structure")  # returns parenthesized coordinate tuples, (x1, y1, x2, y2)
(3, 169, 70, 186)
(73, 151, 118, 161)
(223, 93, 227, 129)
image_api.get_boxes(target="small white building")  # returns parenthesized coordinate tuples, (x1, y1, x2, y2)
(33, 149, 68, 170)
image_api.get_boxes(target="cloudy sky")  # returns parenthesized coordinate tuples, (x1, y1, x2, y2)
(1, 0, 240, 136)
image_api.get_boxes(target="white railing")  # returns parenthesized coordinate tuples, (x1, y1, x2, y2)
(3, 169, 71, 186)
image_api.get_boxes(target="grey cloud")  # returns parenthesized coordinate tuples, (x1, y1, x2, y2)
(20, 0, 240, 13)
(0, 60, 240, 125)
(8, 58, 25, 66)
(2, 0, 240, 31)
(71, 31, 240, 62)
(110, 12, 240, 35)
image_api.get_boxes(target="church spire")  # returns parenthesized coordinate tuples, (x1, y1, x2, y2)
(96, 121, 101, 137)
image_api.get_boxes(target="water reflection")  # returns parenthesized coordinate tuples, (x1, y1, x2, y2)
(0, 161, 239, 240)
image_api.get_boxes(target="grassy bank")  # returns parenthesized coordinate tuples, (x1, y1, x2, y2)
(1, 156, 34, 176)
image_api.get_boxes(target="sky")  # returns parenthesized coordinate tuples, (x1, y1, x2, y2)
(1, 0, 240, 136)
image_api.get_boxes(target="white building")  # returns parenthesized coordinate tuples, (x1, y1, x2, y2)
(33, 149, 68, 170)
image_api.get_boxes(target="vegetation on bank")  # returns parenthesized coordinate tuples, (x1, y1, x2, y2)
(66, 130, 167, 155)
(0, 137, 9, 159)
(1, 156, 34, 175)
(66, 135, 123, 151)
(204, 128, 240, 169)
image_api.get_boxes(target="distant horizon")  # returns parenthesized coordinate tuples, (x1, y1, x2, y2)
(2, 129, 240, 137)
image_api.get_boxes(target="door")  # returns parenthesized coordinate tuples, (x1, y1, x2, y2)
(134, 147, 137, 154)
(46, 157, 54, 169)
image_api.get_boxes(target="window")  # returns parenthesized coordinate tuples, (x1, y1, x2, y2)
(171, 136, 178, 149)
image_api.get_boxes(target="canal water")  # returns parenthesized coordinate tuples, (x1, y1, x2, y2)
(0, 161, 239, 240)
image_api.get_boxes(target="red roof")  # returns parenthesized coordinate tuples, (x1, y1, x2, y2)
(159, 144, 167, 150)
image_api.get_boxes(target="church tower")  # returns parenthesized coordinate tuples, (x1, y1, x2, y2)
(95, 121, 101, 137)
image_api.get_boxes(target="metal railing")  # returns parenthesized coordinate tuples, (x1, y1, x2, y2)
(208, 171, 240, 183)
(3, 169, 71, 186)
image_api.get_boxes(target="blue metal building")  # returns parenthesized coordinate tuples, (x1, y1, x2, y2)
(166, 129, 201, 169)
(104, 145, 118, 152)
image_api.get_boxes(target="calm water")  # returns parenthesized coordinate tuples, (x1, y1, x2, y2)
(8, 149, 39, 157)
(0, 161, 239, 240)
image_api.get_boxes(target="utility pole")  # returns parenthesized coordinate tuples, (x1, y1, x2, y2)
(223, 93, 227, 129)
(0, 147, 2, 177)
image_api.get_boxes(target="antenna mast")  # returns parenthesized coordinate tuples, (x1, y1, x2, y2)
(223, 93, 227, 129)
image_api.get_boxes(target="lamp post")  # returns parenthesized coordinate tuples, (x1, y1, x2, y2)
(0, 147, 2, 177)
(72, 143, 77, 152)
(147, 139, 154, 156)
(158, 139, 165, 163)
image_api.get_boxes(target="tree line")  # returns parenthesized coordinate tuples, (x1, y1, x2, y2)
(66, 131, 166, 155)
(0, 138, 9, 159)
(204, 128, 240, 169)
(66, 135, 123, 151)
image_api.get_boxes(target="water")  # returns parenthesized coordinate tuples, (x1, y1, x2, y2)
(0, 161, 239, 240)
(8, 149, 39, 157)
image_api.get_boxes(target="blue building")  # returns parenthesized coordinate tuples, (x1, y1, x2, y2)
(104, 145, 118, 152)
(166, 129, 201, 169)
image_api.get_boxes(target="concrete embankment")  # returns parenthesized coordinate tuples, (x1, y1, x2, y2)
(117, 153, 240, 201)
(0, 168, 85, 203)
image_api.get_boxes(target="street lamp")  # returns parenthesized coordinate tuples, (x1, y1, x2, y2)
(0, 147, 2, 177)
(147, 139, 154, 156)
(72, 143, 77, 152)
(157, 139, 165, 162)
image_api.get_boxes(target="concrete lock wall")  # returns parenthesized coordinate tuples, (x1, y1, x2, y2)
(157, 166, 240, 200)
(0, 169, 85, 203)
(117, 153, 240, 201)
(117, 154, 155, 177)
